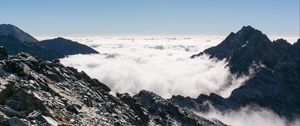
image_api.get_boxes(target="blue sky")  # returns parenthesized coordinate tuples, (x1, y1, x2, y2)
(0, 0, 299, 36)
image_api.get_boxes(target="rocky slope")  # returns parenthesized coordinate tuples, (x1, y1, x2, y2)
(0, 24, 38, 42)
(186, 26, 300, 120)
(0, 47, 226, 126)
(0, 24, 99, 60)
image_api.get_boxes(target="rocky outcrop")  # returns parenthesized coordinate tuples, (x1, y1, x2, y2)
(188, 26, 300, 120)
(0, 48, 225, 125)
(0, 24, 38, 42)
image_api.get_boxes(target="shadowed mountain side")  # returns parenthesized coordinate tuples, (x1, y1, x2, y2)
(0, 24, 38, 42)
(192, 26, 292, 74)
(0, 35, 59, 60)
(0, 35, 99, 60)
(39, 37, 99, 56)
(186, 26, 300, 120)
(0, 24, 99, 60)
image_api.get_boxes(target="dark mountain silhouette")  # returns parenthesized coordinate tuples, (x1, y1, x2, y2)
(40, 37, 98, 56)
(176, 26, 300, 120)
(0, 24, 38, 42)
(0, 24, 99, 60)
(0, 35, 59, 60)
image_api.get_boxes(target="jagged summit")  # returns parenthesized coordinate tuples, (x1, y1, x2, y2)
(237, 25, 260, 35)
(0, 24, 38, 42)
(178, 27, 300, 120)
(192, 26, 273, 74)
(192, 26, 270, 57)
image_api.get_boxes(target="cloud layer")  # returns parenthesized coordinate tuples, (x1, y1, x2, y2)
(60, 35, 247, 98)
(59, 35, 299, 125)
(198, 105, 300, 126)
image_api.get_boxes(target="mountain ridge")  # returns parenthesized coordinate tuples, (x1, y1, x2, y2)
(40, 37, 98, 57)
(0, 24, 38, 42)
(0, 24, 99, 60)
(175, 26, 300, 120)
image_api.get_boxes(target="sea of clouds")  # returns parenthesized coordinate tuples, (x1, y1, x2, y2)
(198, 105, 300, 126)
(58, 35, 249, 98)
(37, 34, 299, 126)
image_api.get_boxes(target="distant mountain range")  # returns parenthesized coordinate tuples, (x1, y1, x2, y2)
(0, 24, 98, 60)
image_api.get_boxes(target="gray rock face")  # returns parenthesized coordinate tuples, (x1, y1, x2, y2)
(0, 51, 225, 126)
(0, 24, 38, 42)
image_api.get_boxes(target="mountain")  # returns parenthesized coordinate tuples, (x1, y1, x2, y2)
(0, 24, 38, 42)
(0, 35, 59, 60)
(0, 47, 226, 126)
(178, 26, 300, 120)
(39, 37, 99, 56)
(192, 26, 278, 74)
(0, 24, 99, 60)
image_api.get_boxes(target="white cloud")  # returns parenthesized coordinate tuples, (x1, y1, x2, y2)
(35, 34, 300, 126)
(58, 35, 299, 125)
(197, 105, 300, 126)
(59, 35, 247, 98)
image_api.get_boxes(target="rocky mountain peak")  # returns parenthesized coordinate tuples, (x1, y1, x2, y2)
(231, 26, 271, 48)
(0, 24, 38, 42)
(187, 26, 300, 120)
(237, 26, 259, 35)
(192, 26, 274, 74)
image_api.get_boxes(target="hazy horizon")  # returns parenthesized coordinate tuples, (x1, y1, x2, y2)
(1, 0, 299, 36)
